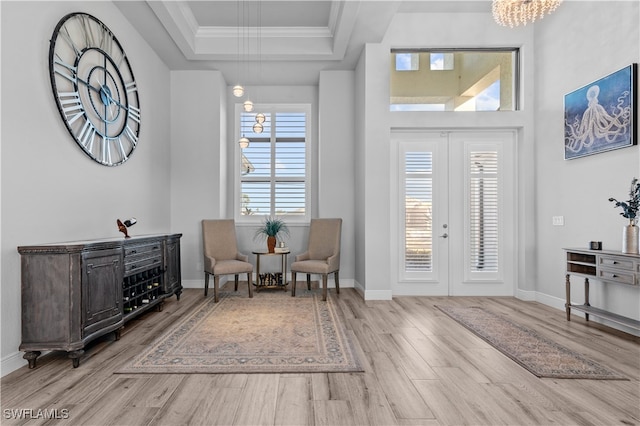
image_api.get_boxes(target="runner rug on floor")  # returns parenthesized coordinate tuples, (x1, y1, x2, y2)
(436, 305, 626, 380)
(117, 291, 363, 374)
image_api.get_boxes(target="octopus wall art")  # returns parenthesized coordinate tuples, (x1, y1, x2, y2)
(564, 64, 636, 159)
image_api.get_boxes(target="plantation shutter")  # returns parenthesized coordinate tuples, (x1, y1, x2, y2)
(404, 151, 433, 272)
(468, 151, 499, 273)
(274, 112, 306, 215)
(239, 107, 308, 217)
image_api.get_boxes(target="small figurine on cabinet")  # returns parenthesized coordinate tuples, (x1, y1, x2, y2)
(117, 217, 137, 238)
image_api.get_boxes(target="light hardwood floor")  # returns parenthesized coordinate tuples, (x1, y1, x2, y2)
(2, 286, 639, 425)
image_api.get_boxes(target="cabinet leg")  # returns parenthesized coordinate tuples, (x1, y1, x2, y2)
(115, 328, 122, 341)
(565, 274, 571, 321)
(584, 278, 590, 322)
(23, 351, 41, 369)
(69, 350, 84, 368)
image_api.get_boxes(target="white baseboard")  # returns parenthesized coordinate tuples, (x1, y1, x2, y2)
(516, 288, 537, 301)
(182, 278, 205, 289)
(533, 291, 566, 311)
(1, 350, 27, 378)
(364, 289, 393, 300)
(181, 276, 356, 290)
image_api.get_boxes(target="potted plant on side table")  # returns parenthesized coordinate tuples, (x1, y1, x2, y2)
(609, 177, 640, 254)
(255, 217, 290, 253)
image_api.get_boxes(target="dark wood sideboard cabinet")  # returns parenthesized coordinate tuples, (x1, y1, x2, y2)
(564, 248, 640, 331)
(18, 234, 182, 368)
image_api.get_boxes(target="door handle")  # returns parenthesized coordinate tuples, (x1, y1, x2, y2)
(440, 233, 448, 238)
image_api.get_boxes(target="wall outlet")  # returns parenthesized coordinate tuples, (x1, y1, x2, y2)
(552, 216, 564, 226)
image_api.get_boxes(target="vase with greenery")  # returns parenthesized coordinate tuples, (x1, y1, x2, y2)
(609, 177, 640, 254)
(255, 217, 289, 253)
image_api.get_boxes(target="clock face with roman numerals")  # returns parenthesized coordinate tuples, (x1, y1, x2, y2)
(49, 12, 140, 166)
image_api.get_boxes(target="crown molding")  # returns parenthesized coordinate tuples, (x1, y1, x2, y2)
(147, 0, 359, 61)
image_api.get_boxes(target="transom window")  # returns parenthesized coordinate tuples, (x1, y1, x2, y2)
(390, 48, 519, 112)
(395, 53, 419, 71)
(235, 104, 311, 222)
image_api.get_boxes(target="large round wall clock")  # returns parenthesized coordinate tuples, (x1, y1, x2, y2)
(49, 12, 140, 166)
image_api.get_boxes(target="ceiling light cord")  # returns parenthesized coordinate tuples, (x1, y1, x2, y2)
(233, 0, 244, 97)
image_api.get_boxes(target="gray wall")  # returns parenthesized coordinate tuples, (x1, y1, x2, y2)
(1, 1, 172, 374)
(170, 70, 228, 287)
(533, 1, 640, 331)
(318, 71, 356, 284)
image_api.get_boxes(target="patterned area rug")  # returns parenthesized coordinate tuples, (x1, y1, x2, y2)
(437, 306, 626, 380)
(117, 291, 363, 374)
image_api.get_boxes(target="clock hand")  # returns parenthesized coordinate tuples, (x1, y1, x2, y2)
(77, 76, 102, 95)
(97, 83, 130, 112)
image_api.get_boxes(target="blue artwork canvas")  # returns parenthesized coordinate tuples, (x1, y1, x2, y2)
(564, 64, 637, 160)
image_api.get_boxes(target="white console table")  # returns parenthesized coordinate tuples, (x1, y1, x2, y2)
(564, 248, 640, 330)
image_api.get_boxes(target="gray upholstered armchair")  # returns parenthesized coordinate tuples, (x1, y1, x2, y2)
(202, 219, 253, 302)
(291, 218, 342, 301)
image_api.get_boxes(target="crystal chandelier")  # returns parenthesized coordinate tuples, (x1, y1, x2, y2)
(492, 0, 562, 27)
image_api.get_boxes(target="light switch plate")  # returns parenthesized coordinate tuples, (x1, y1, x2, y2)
(552, 216, 564, 226)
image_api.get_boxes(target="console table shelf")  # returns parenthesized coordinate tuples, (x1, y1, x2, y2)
(18, 234, 182, 368)
(568, 305, 640, 330)
(564, 248, 640, 331)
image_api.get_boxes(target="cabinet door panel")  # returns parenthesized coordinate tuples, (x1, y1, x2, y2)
(82, 249, 123, 337)
(164, 239, 182, 296)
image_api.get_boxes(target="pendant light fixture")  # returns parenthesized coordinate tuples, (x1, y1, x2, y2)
(233, 85, 244, 98)
(233, 0, 244, 97)
(237, 0, 248, 148)
(239, 135, 250, 149)
(252, 1, 267, 134)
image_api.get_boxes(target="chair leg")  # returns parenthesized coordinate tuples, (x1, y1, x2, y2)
(204, 273, 210, 297)
(234, 274, 239, 291)
(322, 274, 328, 301)
(307, 274, 311, 291)
(291, 272, 297, 297)
(213, 275, 220, 303)
(247, 273, 253, 298)
(334, 270, 340, 294)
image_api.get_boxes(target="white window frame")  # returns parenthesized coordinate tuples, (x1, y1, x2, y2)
(234, 103, 312, 224)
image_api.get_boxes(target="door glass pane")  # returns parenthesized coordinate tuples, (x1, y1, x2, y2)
(469, 151, 499, 272)
(404, 152, 433, 272)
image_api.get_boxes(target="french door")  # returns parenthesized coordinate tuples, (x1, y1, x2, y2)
(391, 131, 516, 296)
